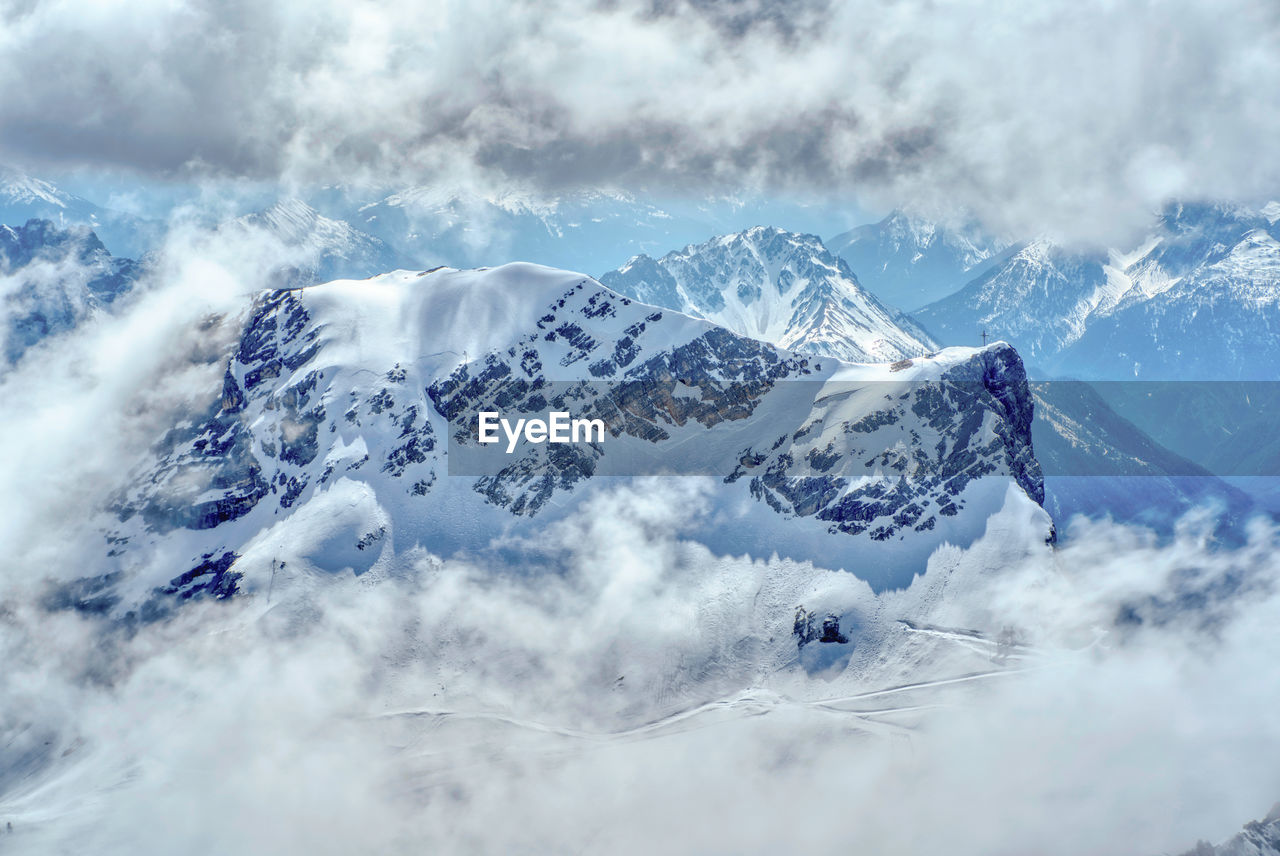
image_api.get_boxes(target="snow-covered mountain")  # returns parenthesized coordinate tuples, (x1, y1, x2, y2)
(828, 210, 1009, 311)
(314, 185, 869, 275)
(599, 226, 936, 364)
(1062, 205, 1280, 380)
(915, 202, 1280, 380)
(0, 219, 142, 365)
(1182, 805, 1280, 856)
(75, 262, 1047, 615)
(0, 167, 155, 258)
(231, 199, 406, 284)
(1030, 380, 1255, 534)
(596, 226, 1251, 536)
(915, 238, 1111, 362)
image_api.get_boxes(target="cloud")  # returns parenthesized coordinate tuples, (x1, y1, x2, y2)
(2, 222, 1279, 854)
(0, 210, 355, 586)
(3, 467, 1280, 853)
(1, 0, 1278, 240)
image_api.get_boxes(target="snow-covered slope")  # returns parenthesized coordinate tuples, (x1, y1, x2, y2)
(915, 202, 1280, 379)
(232, 199, 405, 283)
(599, 226, 936, 364)
(828, 210, 1009, 311)
(0, 219, 141, 365)
(82, 263, 1046, 614)
(0, 167, 155, 258)
(915, 239, 1112, 362)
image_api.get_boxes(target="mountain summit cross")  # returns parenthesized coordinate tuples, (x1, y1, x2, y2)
(981, 329, 989, 346)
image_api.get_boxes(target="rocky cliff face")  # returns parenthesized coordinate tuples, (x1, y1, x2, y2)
(86, 263, 1047, 614)
(723, 343, 1042, 540)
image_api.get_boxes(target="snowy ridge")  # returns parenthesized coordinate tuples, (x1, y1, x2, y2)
(0, 168, 71, 208)
(233, 199, 403, 282)
(87, 263, 1047, 612)
(916, 202, 1280, 378)
(828, 210, 1010, 311)
(600, 226, 934, 364)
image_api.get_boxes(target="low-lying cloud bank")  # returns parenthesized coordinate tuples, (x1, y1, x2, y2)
(2, 477, 1279, 855)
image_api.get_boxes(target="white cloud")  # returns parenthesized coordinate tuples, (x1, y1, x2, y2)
(3, 471, 1280, 854)
(2, 218, 1279, 853)
(1, 0, 1278, 241)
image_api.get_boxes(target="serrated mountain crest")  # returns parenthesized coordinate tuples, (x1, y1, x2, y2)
(601, 226, 935, 364)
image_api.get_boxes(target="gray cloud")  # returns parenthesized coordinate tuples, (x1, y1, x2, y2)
(0, 0, 1277, 240)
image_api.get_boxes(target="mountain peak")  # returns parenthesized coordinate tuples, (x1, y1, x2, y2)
(0, 166, 71, 208)
(600, 227, 933, 364)
(827, 210, 1008, 311)
(92, 260, 1046, 612)
(234, 199, 405, 282)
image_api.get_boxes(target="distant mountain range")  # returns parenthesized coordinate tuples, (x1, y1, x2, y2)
(0, 167, 157, 258)
(4, 165, 1276, 519)
(8, 164, 1275, 390)
(827, 210, 1009, 312)
(913, 202, 1280, 381)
